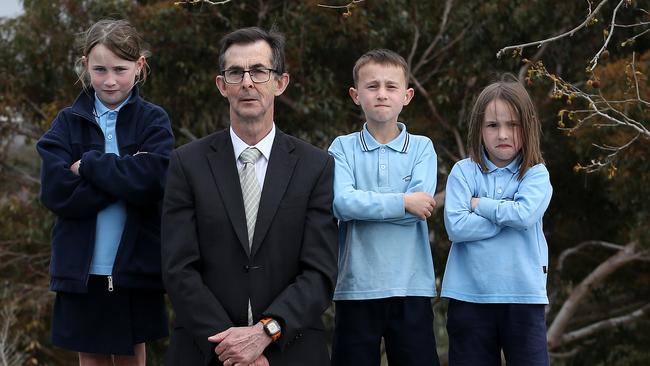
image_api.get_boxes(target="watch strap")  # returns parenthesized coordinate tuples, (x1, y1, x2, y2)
(260, 317, 281, 342)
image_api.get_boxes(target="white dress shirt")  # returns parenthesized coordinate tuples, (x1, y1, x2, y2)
(230, 124, 276, 189)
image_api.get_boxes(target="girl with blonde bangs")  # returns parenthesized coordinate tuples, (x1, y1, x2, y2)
(37, 19, 173, 365)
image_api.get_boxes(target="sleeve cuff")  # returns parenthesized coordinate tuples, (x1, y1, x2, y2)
(79, 150, 97, 179)
(475, 197, 499, 222)
(77, 158, 85, 178)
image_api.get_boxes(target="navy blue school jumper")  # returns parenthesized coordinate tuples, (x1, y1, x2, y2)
(37, 87, 174, 355)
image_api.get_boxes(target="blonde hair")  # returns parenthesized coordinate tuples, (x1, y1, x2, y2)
(467, 75, 544, 180)
(75, 19, 151, 89)
(352, 49, 409, 87)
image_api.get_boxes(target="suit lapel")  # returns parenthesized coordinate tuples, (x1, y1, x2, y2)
(251, 131, 297, 257)
(206, 130, 251, 256)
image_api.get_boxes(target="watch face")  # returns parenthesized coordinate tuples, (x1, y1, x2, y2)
(265, 320, 280, 334)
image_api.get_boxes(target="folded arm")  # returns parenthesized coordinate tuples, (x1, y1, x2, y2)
(37, 122, 116, 219)
(329, 137, 437, 225)
(473, 165, 552, 229)
(444, 164, 502, 242)
(80, 112, 174, 207)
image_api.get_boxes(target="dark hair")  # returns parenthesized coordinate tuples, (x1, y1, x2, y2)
(467, 75, 544, 180)
(218, 27, 286, 74)
(75, 19, 150, 89)
(352, 49, 409, 87)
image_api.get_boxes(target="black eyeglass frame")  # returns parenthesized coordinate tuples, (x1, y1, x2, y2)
(220, 67, 279, 84)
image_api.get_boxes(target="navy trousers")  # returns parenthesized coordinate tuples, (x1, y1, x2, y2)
(446, 299, 549, 366)
(331, 296, 440, 366)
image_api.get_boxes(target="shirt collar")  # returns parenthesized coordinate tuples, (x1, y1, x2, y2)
(230, 123, 276, 162)
(483, 150, 521, 173)
(358, 122, 410, 153)
(94, 92, 132, 118)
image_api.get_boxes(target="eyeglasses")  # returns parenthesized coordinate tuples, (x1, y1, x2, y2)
(221, 68, 278, 84)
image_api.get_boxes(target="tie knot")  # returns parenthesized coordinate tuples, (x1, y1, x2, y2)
(240, 147, 261, 165)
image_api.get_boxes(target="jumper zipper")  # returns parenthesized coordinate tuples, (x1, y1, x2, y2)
(74, 102, 128, 292)
(70, 94, 135, 291)
(75, 111, 104, 290)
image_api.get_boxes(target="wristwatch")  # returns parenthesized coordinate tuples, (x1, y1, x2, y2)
(260, 317, 282, 342)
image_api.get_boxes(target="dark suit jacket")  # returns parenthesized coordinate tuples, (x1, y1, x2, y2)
(162, 129, 338, 366)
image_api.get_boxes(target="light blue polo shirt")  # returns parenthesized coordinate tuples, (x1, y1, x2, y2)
(328, 123, 438, 300)
(442, 155, 553, 304)
(88, 94, 130, 275)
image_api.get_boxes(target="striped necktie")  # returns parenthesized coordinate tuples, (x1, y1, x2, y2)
(239, 147, 262, 326)
(239, 147, 262, 249)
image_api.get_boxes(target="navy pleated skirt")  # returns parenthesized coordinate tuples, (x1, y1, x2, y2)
(51, 275, 168, 355)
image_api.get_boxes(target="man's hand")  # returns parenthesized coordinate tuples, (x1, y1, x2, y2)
(470, 197, 480, 211)
(70, 160, 81, 176)
(208, 323, 272, 366)
(404, 192, 436, 220)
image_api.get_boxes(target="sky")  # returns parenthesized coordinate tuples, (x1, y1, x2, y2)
(0, 0, 23, 18)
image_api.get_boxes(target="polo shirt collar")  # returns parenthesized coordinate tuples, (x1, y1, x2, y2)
(483, 151, 521, 173)
(358, 122, 410, 153)
(93, 92, 131, 118)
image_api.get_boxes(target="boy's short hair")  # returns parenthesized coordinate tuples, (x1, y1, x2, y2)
(352, 49, 410, 87)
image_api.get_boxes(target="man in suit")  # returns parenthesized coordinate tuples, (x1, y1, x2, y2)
(162, 27, 338, 366)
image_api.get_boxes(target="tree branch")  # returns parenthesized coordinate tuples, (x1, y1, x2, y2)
(518, 41, 550, 82)
(21, 96, 48, 121)
(1, 117, 42, 140)
(496, 0, 611, 59)
(0, 161, 41, 186)
(547, 241, 643, 349)
(588, 0, 625, 71)
(317, 0, 364, 9)
(557, 240, 625, 272)
(556, 303, 650, 347)
(549, 347, 582, 359)
(407, 24, 420, 70)
(529, 58, 649, 173)
(174, 0, 232, 5)
(317, 0, 365, 17)
(410, 75, 466, 160)
(433, 190, 446, 212)
(257, 0, 270, 26)
(277, 94, 304, 115)
(411, 0, 454, 76)
(178, 127, 198, 141)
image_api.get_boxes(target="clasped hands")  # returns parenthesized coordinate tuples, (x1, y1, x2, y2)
(208, 323, 272, 366)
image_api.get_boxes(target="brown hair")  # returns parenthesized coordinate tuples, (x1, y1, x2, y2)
(467, 75, 544, 180)
(75, 19, 151, 89)
(352, 49, 409, 87)
(218, 27, 287, 74)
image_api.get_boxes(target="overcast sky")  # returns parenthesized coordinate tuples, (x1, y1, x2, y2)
(0, 0, 23, 18)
